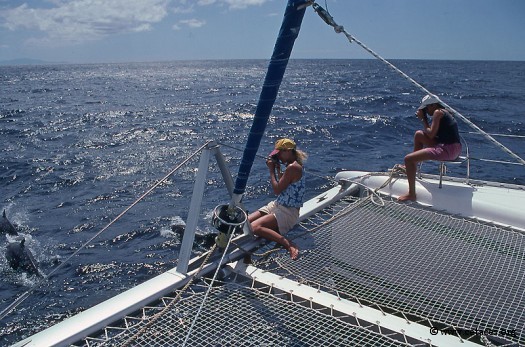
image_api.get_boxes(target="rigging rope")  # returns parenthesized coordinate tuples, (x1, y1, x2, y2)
(311, 2, 525, 166)
(121, 243, 218, 347)
(0, 141, 212, 321)
(182, 229, 238, 347)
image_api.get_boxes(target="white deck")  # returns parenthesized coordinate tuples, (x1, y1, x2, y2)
(335, 171, 525, 232)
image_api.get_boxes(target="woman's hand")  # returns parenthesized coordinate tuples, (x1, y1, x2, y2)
(416, 109, 426, 120)
(266, 158, 277, 170)
(267, 158, 282, 178)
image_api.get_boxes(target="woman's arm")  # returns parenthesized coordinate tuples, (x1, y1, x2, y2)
(268, 161, 301, 195)
(426, 109, 444, 139)
(416, 109, 431, 133)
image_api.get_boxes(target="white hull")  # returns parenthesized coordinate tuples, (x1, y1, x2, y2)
(336, 171, 525, 232)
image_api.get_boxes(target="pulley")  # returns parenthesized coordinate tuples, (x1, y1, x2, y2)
(211, 204, 247, 248)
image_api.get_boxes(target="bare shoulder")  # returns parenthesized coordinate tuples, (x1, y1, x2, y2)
(287, 161, 303, 179)
(433, 109, 445, 119)
(290, 161, 303, 172)
(283, 161, 301, 176)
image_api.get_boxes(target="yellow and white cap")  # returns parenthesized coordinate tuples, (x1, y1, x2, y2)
(269, 138, 296, 157)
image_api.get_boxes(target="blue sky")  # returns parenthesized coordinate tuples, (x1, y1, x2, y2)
(1, 0, 524, 63)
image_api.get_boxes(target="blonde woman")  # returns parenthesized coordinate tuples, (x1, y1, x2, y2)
(248, 138, 307, 260)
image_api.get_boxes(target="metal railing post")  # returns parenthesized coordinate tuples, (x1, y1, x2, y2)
(176, 145, 212, 274)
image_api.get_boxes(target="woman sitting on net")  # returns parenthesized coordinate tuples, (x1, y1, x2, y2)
(398, 95, 462, 202)
(248, 138, 307, 260)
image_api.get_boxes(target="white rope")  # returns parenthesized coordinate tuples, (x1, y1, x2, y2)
(311, 2, 525, 166)
(465, 132, 525, 139)
(0, 141, 213, 321)
(182, 228, 237, 347)
(121, 242, 218, 347)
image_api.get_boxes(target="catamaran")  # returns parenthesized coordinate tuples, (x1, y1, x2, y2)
(6, 1, 524, 346)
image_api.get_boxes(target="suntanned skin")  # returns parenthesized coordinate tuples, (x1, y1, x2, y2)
(398, 104, 445, 201)
(248, 149, 301, 259)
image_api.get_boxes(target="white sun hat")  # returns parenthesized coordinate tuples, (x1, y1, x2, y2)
(418, 94, 440, 110)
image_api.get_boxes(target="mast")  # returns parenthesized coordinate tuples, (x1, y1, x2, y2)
(231, 0, 309, 205)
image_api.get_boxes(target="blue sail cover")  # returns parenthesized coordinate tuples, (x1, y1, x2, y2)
(233, 0, 308, 196)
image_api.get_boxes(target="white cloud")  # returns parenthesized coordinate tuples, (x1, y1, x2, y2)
(0, 0, 270, 48)
(172, 6, 194, 14)
(173, 0, 267, 10)
(173, 18, 206, 30)
(197, 0, 217, 5)
(170, 0, 265, 32)
(223, 0, 267, 10)
(179, 19, 206, 28)
(172, 0, 195, 14)
(1, 0, 170, 45)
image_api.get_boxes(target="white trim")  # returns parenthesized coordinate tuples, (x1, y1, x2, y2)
(12, 269, 187, 347)
(232, 262, 480, 347)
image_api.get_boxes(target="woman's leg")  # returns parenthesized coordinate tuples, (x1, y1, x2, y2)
(250, 214, 299, 259)
(398, 131, 437, 201)
(413, 130, 436, 150)
(248, 210, 264, 223)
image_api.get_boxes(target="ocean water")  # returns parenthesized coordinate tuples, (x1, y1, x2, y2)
(1, 59, 524, 344)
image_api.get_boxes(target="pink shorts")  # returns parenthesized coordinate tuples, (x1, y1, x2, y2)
(424, 143, 462, 161)
(258, 200, 299, 235)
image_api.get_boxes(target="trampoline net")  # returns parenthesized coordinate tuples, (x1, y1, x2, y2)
(75, 196, 524, 347)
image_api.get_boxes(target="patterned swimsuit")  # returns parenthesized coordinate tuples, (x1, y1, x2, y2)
(276, 167, 305, 208)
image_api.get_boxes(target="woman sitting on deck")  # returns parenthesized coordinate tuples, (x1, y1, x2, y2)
(248, 138, 307, 259)
(398, 95, 462, 202)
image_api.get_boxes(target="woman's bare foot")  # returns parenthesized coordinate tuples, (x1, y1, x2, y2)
(398, 193, 416, 202)
(287, 243, 299, 260)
